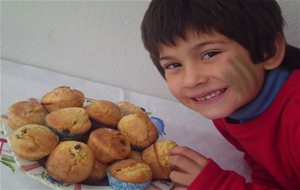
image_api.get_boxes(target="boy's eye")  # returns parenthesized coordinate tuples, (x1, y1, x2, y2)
(202, 51, 220, 60)
(164, 63, 181, 70)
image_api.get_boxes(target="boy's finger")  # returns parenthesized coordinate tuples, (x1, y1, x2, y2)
(169, 154, 201, 174)
(171, 183, 187, 190)
(169, 146, 208, 168)
(169, 170, 194, 187)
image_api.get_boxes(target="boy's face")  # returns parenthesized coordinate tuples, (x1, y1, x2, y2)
(159, 30, 266, 119)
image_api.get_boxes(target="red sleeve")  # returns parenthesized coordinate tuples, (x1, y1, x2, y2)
(211, 121, 282, 189)
(213, 120, 244, 151)
(284, 92, 300, 178)
(188, 159, 279, 190)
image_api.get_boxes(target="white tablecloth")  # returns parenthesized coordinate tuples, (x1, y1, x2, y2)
(0, 59, 250, 190)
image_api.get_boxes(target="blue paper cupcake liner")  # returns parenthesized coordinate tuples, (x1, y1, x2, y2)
(46, 125, 88, 142)
(131, 145, 148, 152)
(107, 172, 151, 190)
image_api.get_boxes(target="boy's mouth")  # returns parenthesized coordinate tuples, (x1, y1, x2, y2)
(193, 88, 227, 101)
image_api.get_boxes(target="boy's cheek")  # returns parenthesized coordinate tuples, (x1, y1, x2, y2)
(167, 82, 182, 99)
(165, 78, 176, 92)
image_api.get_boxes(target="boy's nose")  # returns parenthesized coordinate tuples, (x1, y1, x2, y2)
(183, 65, 208, 88)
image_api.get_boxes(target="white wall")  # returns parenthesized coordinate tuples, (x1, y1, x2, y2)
(1, 0, 299, 101)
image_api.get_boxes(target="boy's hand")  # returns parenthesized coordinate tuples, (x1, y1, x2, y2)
(168, 146, 208, 189)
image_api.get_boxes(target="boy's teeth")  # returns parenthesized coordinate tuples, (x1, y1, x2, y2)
(195, 89, 224, 101)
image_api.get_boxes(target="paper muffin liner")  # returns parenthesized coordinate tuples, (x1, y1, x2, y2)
(46, 126, 89, 142)
(131, 145, 148, 151)
(107, 172, 151, 190)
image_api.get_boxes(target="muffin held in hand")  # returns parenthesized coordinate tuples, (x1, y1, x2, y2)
(118, 113, 158, 150)
(41, 86, 85, 112)
(116, 101, 146, 117)
(11, 124, 59, 160)
(142, 140, 177, 179)
(85, 100, 121, 128)
(8, 100, 48, 130)
(46, 141, 95, 184)
(87, 128, 131, 163)
(45, 107, 91, 141)
(107, 158, 152, 190)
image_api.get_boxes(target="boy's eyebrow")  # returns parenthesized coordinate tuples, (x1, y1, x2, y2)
(159, 40, 225, 61)
(192, 40, 225, 51)
(159, 56, 175, 61)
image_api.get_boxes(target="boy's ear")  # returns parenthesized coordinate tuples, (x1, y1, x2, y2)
(263, 33, 286, 70)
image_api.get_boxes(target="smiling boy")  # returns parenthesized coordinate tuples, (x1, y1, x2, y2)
(141, 0, 300, 189)
(159, 31, 270, 119)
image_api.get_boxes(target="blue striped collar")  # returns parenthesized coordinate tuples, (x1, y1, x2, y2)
(228, 67, 290, 123)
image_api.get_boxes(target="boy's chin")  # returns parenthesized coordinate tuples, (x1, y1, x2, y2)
(203, 114, 224, 120)
(197, 109, 231, 120)
(179, 100, 233, 120)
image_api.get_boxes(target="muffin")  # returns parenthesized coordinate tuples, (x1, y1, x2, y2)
(85, 100, 121, 128)
(11, 124, 59, 160)
(83, 160, 108, 184)
(87, 128, 131, 163)
(41, 86, 85, 112)
(107, 158, 152, 190)
(7, 100, 48, 130)
(46, 141, 95, 184)
(116, 101, 146, 117)
(45, 107, 91, 141)
(118, 113, 158, 150)
(142, 140, 177, 179)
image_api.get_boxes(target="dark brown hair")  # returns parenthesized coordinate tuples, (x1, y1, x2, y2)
(141, 0, 300, 78)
